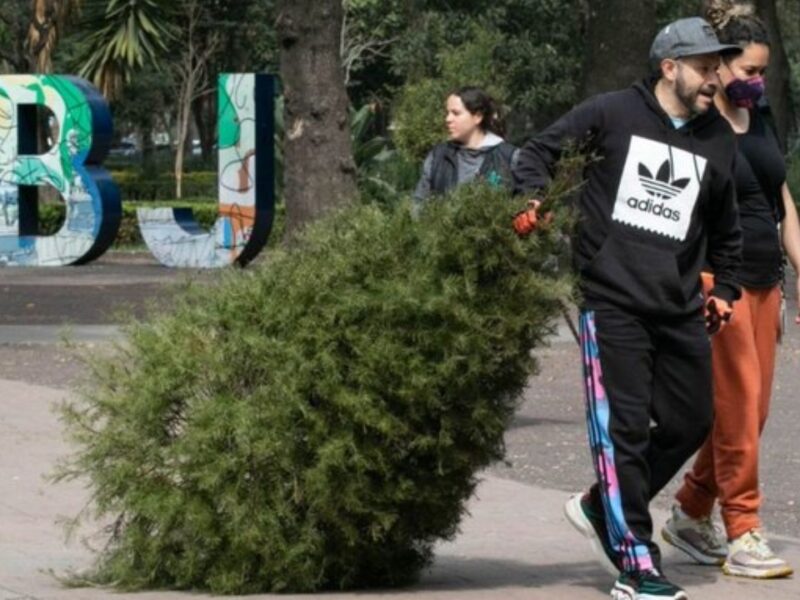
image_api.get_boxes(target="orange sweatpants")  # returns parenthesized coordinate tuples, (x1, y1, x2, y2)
(675, 274, 781, 540)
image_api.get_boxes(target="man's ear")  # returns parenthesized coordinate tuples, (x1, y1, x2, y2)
(660, 58, 678, 83)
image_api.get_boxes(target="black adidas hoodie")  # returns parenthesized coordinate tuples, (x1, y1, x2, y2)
(513, 77, 742, 317)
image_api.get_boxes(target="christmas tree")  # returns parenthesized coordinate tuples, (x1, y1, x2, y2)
(56, 179, 576, 593)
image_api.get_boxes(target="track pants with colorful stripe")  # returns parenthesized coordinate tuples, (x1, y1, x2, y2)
(580, 306, 713, 572)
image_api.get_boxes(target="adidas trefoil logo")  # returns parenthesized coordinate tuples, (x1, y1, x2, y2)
(614, 135, 705, 240)
(638, 159, 690, 200)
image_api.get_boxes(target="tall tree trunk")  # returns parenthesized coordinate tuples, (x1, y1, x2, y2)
(175, 91, 191, 199)
(277, 0, 357, 239)
(754, 0, 796, 151)
(582, 0, 657, 98)
(139, 124, 155, 173)
(172, 0, 215, 199)
(28, 0, 55, 73)
(27, 0, 78, 73)
(192, 93, 216, 163)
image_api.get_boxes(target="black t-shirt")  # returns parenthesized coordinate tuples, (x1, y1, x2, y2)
(735, 110, 786, 288)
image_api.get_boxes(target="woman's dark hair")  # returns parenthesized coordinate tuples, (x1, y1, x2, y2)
(450, 86, 505, 136)
(705, 0, 769, 49)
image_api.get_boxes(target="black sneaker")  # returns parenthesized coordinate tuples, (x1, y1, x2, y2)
(564, 492, 621, 574)
(611, 569, 688, 600)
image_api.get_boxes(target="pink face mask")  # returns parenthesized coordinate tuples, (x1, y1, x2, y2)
(724, 76, 765, 109)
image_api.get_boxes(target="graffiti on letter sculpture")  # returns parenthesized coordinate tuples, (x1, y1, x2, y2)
(137, 74, 275, 268)
(0, 75, 120, 266)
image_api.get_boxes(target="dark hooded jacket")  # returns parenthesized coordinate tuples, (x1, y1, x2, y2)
(513, 78, 742, 317)
(414, 133, 518, 201)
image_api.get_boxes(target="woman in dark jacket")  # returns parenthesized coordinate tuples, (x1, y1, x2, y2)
(414, 86, 518, 202)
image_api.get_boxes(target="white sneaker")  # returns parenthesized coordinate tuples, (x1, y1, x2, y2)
(661, 504, 726, 565)
(723, 530, 794, 579)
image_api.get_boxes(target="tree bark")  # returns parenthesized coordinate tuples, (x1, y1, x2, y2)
(172, 0, 217, 199)
(192, 93, 216, 163)
(754, 0, 796, 151)
(582, 0, 658, 98)
(277, 0, 357, 239)
(175, 86, 192, 199)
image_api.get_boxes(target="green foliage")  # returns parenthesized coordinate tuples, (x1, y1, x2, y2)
(342, 0, 409, 105)
(778, 0, 800, 148)
(389, 8, 498, 83)
(74, 0, 176, 98)
(110, 170, 217, 201)
(0, 1, 26, 73)
(37, 203, 66, 237)
(358, 153, 420, 207)
(390, 78, 442, 164)
(655, 0, 705, 23)
(350, 102, 419, 204)
(350, 103, 394, 168)
(489, 0, 585, 131)
(390, 1, 586, 148)
(55, 182, 574, 594)
(38, 199, 286, 249)
(392, 78, 448, 164)
(497, 35, 581, 132)
(38, 200, 218, 247)
(440, 28, 509, 94)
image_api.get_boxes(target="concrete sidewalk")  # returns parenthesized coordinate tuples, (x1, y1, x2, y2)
(1, 377, 798, 600)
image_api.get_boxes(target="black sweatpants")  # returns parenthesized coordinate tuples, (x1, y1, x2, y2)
(579, 305, 713, 572)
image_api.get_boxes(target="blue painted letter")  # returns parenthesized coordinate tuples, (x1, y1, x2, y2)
(137, 74, 275, 267)
(0, 75, 120, 266)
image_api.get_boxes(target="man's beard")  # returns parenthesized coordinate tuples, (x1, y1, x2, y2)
(675, 70, 716, 118)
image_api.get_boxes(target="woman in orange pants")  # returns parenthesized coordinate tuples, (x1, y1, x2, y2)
(661, 0, 800, 579)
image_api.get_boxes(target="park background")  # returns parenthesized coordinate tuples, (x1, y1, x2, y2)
(0, 0, 798, 243)
(3, 2, 800, 598)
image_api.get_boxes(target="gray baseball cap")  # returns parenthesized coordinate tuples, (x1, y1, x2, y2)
(650, 17, 741, 66)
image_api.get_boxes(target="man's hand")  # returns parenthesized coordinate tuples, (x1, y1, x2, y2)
(513, 200, 551, 236)
(705, 296, 733, 335)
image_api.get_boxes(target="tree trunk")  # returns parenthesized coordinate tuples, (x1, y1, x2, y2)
(139, 124, 155, 173)
(172, 0, 214, 199)
(28, 0, 54, 73)
(192, 93, 216, 163)
(582, 0, 658, 98)
(174, 63, 198, 200)
(754, 0, 796, 151)
(277, 0, 357, 239)
(175, 88, 191, 199)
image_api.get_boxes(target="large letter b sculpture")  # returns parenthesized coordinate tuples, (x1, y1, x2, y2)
(0, 73, 275, 268)
(0, 75, 121, 266)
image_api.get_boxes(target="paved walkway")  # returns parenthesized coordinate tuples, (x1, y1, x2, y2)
(2, 377, 798, 600)
(0, 253, 213, 326)
(0, 325, 119, 344)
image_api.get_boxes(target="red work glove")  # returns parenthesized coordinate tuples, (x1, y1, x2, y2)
(705, 296, 733, 335)
(513, 200, 551, 237)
